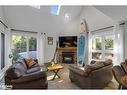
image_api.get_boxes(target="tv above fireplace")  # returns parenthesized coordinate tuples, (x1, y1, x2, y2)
(59, 36, 77, 48)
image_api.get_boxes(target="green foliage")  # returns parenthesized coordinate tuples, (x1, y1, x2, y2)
(105, 39, 113, 49)
(9, 52, 20, 64)
(12, 35, 27, 52)
(12, 36, 36, 52)
(96, 39, 102, 50)
(29, 37, 37, 51)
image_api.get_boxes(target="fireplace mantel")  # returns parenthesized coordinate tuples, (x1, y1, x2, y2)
(56, 47, 77, 64)
(57, 47, 77, 51)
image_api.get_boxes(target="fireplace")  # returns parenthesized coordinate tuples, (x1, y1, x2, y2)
(62, 52, 74, 64)
(56, 47, 77, 64)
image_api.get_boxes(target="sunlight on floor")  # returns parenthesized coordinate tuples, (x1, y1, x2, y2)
(47, 75, 54, 80)
(58, 80, 63, 83)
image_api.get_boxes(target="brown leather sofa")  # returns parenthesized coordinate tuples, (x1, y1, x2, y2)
(69, 59, 113, 89)
(4, 59, 48, 89)
(112, 60, 127, 89)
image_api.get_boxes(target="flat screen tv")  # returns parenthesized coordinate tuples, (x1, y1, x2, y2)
(59, 36, 77, 48)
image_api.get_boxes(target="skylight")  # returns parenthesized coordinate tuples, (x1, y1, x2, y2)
(51, 5, 61, 15)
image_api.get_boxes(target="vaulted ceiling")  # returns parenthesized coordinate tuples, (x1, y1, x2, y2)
(2, 6, 127, 35)
(3, 6, 83, 34)
(94, 6, 127, 23)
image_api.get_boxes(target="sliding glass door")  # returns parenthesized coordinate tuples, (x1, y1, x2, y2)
(12, 35, 37, 59)
(1, 33, 5, 70)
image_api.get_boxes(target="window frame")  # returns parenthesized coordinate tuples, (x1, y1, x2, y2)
(90, 29, 115, 61)
(11, 32, 37, 59)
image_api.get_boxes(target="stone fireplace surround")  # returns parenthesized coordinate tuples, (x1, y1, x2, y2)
(56, 47, 77, 64)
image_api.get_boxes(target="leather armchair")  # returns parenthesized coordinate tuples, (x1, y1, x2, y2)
(69, 60, 113, 89)
(112, 61, 127, 89)
(5, 59, 48, 89)
(112, 65, 127, 89)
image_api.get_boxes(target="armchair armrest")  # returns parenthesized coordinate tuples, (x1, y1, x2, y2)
(112, 66, 126, 78)
(11, 71, 46, 84)
(112, 66, 127, 86)
(69, 65, 88, 76)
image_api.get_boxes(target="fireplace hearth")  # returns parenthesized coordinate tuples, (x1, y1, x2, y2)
(56, 47, 77, 64)
(62, 52, 74, 64)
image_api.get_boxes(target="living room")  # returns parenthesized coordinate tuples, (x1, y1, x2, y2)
(1, 1, 127, 93)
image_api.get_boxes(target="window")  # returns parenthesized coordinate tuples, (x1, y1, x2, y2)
(92, 37, 102, 50)
(91, 32, 114, 61)
(28, 37, 37, 59)
(1, 33, 5, 70)
(92, 52, 102, 60)
(105, 36, 113, 50)
(51, 5, 61, 15)
(12, 35, 37, 59)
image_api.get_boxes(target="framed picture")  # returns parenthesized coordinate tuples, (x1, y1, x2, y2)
(48, 37, 53, 45)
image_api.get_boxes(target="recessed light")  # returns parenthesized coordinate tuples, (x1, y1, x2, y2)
(65, 13, 69, 20)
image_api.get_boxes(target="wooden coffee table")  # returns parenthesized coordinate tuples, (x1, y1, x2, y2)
(47, 64, 64, 80)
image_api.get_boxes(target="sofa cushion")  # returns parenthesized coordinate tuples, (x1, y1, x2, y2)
(25, 58, 37, 68)
(27, 66, 41, 74)
(12, 62, 27, 75)
(84, 61, 105, 75)
(16, 58, 27, 70)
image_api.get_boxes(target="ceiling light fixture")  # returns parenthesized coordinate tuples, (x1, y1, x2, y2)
(65, 13, 70, 20)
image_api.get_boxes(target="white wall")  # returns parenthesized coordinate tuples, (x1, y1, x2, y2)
(123, 22, 127, 59)
(94, 6, 127, 23)
(58, 18, 80, 36)
(44, 14, 80, 62)
(124, 30, 127, 59)
(0, 6, 6, 23)
(44, 21, 79, 62)
(0, 6, 11, 79)
(44, 33, 58, 62)
(78, 6, 115, 31)
(43, 6, 116, 63)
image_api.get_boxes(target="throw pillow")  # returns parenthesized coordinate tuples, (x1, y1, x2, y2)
(25, 58, 37, 68)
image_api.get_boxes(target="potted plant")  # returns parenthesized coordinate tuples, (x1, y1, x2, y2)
(9, 52, 20, 64)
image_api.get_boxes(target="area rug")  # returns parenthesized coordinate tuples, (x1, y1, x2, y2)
(0, 64, 118, 89)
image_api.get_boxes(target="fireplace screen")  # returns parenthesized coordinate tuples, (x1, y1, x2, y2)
(62, 52, 74, 64)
